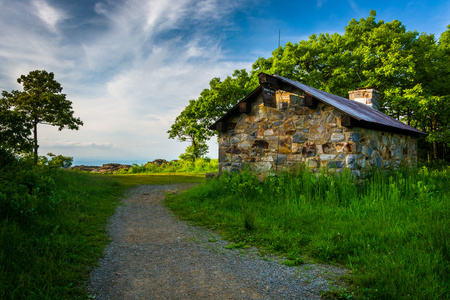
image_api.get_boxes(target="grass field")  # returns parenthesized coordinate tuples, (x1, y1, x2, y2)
(165, 166, 450, 299)
(2, 154, 448, 299)
(0, 162, 205, 299)
(108, 173, 205, 187)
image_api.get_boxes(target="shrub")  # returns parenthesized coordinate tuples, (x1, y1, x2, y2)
(0, 148, 17, 169)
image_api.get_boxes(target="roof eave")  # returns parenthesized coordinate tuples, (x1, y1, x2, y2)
(210, 73, 427, 138)
(350, 119, 427, 137)
(274, 74, 427, 137)
(209, 85, 263, 130)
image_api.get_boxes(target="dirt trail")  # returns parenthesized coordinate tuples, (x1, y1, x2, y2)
(88, 183, 346, 299)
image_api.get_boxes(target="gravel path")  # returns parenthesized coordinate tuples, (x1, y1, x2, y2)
(88, 183, 347, 299)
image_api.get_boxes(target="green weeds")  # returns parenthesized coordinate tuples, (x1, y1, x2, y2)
(224, 241, 249, 249)
(0, 152, 207, 299)
(165, 165, 450, 299)
(282, 257, 305, 267)
(0, 160, 124, 299)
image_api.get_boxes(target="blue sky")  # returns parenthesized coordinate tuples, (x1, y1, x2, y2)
(1, 0, 449, 165)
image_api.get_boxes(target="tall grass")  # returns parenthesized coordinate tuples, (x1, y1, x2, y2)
(0, 150, 207, 299)
(0, 162, 124, 299)
(122, 158, 218, 174)
(165, 166, 450, 299)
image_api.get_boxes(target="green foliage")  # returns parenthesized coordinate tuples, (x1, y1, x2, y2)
(224, 241, 249, 249)
(171, 11, 450, 160)
(0, 162, 124, 299)
(168, 69, 256, 156)
(419, 158, 450, 171)
(179, 142, 208, 161)
(0, 96, 32, 153)
(1, 70, 83, 164)
(0, 166, 57, 221)
(0, 147, 19, 169)
(0, 161, 204, 299)
(281, 259, 304, 267)
(17, 152, 73, 169)
(255, 12, 450, 159)
(166, 166, 450, 299)
(321, 287, 355, 300)
(120, 158, 218, 174)
(39, 153, 73, 168)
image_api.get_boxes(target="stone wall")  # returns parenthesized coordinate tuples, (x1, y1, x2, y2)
(218, 88, 418, 176)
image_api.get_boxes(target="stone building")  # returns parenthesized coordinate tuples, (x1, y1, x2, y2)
(210, 73, 426, 176)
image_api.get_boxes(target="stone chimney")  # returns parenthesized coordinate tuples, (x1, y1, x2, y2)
(348, 88, 380, 110)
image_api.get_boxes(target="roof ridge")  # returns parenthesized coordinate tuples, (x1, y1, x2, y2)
(274, 74, 425, 136)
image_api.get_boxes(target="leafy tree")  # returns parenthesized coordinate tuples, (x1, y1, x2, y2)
(0, 94, 32, 153)
(252, 11, 425, 101)
(168, 99, 210, 161)
(179, 143, 209, 161)
(171, 10, 449, 160)
(410, 26, 450, 158)
(1, 70, 83, 164)
(38, 153, 73, 168)
(0, 147, 18, 170)
(168, 69, 255, 157)
(251, 12, 450, 159)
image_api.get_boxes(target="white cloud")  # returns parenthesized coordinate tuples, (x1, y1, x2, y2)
(2, 0, 442, 164)
(142, 0, 189, 32)
(31, 0, 67, 33)
(0, 0, 254, 162)
(46, 140, 113, 148)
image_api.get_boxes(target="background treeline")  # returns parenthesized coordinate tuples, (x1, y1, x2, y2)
(119, 158, 218, 174)
(169, 11, 450, 161)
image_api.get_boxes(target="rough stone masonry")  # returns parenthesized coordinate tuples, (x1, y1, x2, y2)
(216, 80, 419, 177)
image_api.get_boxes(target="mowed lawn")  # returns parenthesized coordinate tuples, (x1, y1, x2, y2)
(108, 173, 205, 187)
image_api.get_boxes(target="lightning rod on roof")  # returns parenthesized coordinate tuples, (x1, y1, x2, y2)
(276, 29, 281, 75)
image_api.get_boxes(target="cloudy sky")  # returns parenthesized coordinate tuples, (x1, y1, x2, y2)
(1, 0, 449, 165)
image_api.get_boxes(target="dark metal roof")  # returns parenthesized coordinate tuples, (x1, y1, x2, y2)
(275, 75, 425, 136)
(211, 73, 426, 137)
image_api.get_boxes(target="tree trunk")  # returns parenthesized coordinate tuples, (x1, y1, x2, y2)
(33, 117, 38, 165)
(407, 109, 411, 126)
(431, 114, 438, 159)
(192, 136, 197, 162)
(433, 141, 438, 160)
